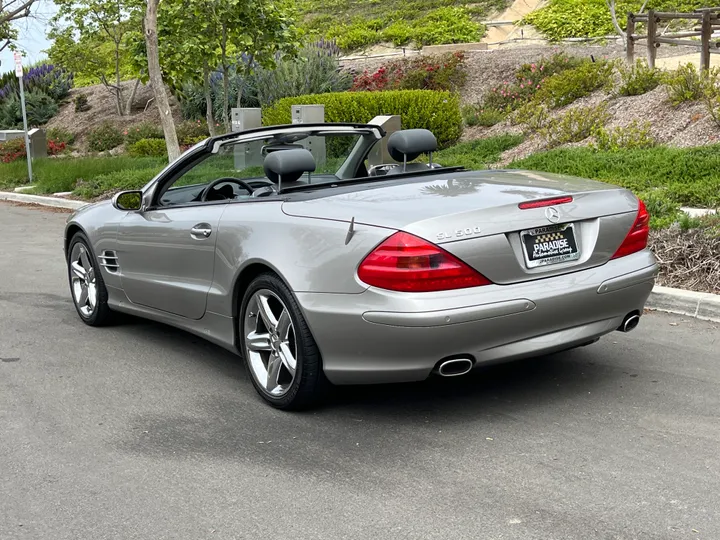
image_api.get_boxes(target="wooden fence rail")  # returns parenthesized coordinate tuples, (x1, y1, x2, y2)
(627, 7, 720, 69)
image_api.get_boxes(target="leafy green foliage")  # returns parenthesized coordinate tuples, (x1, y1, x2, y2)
(523, 0, 709, 41)
(47, 127, 76, 146)
(176, 120, 210, 145)
(433, 135, 524, 169)
(316, 0, 496, 51)
(534, 59, 615, 108)
(616, 59, 661, 97)
(0, 156, 164, 192)
(127, 138, 168, 157)
(663, 62, 706, 105)
(350, 52, 466, 92)
(482, 52, 584, 112)
(87, 122, 125, 152)
(74, 93, 90, 112)
(538, 103, 610, 148)
(462, 105, 507, 127)
(124, 122, 164, 145)
(591, 121, 657, 151)
(72, 166, 165, 199)
(510, 144, 720, 209)
(263, 90, 463, 148)
(0, 91, 59, 129)
(0, 139, 27, 163)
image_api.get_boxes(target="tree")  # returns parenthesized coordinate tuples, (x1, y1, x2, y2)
(605, 0, 649, 44)
(157, 0, 298, 134)
(48, 0, 143, 115)
(1, 0, 40, 52)
(145, 0, 180, 161)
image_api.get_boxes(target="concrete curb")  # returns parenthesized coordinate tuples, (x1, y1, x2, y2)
(646, 286, 720, 323)
(0, 191, 88, 210)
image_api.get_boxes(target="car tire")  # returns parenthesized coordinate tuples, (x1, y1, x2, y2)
(67, 232, 113, 327)
(240, 273, 329, 410)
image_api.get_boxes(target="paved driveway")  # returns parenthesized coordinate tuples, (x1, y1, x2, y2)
(1, 202, 719, 540)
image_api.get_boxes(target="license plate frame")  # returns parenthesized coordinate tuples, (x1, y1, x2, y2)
(520, 223, 580, 269)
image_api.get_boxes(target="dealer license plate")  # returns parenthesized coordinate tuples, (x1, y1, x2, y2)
(521, 223, 580, 268)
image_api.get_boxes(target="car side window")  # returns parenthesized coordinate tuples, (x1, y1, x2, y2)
(157, 144, 269, 207)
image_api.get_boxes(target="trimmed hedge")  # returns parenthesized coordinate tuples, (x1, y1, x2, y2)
(262, 90, 463, 148)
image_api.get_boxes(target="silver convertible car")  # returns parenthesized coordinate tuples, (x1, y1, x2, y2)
(63, 123, 659, 409)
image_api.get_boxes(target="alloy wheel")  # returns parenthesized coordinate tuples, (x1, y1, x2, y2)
(244, 289, 298, 397)
(69, 243, 98, 318)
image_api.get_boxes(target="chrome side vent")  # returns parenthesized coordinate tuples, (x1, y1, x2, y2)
(99, 250, 120, 273)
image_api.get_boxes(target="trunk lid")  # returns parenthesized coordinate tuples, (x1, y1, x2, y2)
(282, 169, 640, 284)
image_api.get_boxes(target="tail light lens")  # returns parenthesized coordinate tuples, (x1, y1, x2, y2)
(611, 199, 650, 259)
(357, 231, 492, 292)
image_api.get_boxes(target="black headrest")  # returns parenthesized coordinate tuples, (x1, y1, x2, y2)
(263, 148, 316, 184)
(387, 129, 438, 162)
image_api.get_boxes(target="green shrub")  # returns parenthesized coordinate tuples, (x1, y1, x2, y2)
(664, 63, 705, 105)
(0, 138, 26, 163)
(410, 7, 484, 46)
(700, 67, 720, 128)
(124, 122, 164, 145)
(254, 40, 352, 106)
(462, 105, 507, 127)
(263, 90, 463, 148)
(616, 59, 662, 97)
(0, 90, 59, 128)
(539, 103, 610, 148)
(592, 120, 656, 152)
(176, 119, 210, 145)
(523, 0, 709, 41)
(73, 167, 164, 199)
(47, 127, 76, 146)
(511, 100, 551, 132)
(350, 52, 466, 92)
(88, 122, 124, 152)
(638, 189, 684, 229)
(534, 59, 615, 108)
(510, 144, 720, 209)
(482, 52, 584, 113)
(128, 138, 168, 157)
(326, 22, 379, 51)
(74, 93, 90, 112)
(433, 134, 524, 169)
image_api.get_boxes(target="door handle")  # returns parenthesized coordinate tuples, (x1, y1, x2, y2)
(190, 226, 212, 238)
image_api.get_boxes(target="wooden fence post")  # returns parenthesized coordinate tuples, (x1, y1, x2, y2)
(701, 10, 712, 71)
(646, 9, 657, 69)
(626, 12, 635, 64)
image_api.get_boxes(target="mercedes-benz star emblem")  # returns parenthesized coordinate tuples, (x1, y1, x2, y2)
(545, 206, 561, 223)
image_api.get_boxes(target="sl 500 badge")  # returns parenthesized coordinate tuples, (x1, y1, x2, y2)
(437, 226, 482, 241)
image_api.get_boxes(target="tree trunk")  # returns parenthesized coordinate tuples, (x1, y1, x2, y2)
(115, 42, 125, 115)
(145, 0, 180, 162)
(203, 61, 217, 137)
(221, 24, 230, 132)
(125, 78, 141, 115)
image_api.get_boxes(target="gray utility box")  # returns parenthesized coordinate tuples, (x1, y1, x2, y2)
(0, 130, 24, 142)
(28, 128, 47, 159)
(231, 108, 263, 169)
(367, 115, 402, 166)
(291, 105, 326, 166)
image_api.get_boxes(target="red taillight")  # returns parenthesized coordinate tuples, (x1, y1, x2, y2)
(357, 231, 492, 292)
(518, 196, 573, 209)
(611, 199, 650, 259)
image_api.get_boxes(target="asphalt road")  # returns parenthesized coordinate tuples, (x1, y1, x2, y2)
(1, 201, 719, 540)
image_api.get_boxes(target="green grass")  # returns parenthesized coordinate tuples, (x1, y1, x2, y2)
(434, 134, 524, 169)
(510, 145, 720, 228)
(0, 156, 166, 194)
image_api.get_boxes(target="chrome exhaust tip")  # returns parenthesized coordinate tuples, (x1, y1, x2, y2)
(435, 357, 474, 377)
(618, 313, 640, 333)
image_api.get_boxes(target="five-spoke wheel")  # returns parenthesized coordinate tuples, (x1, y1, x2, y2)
(240, 273, 327, 409)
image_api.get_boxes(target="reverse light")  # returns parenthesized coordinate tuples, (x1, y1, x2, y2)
(357, 231, 492, 292)
(518, 196, 573, 209)
(611, 199, 650, 259)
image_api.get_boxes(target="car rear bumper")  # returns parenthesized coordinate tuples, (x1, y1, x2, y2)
(297, 250, 659, 385)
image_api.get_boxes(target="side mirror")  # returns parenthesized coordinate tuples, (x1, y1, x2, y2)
(112, 190, 143, 211)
